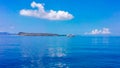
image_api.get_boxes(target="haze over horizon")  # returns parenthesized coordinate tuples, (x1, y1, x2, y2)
(0, 0, 120, 35)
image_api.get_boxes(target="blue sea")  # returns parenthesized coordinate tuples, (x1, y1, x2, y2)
(0, 35, 120, 68)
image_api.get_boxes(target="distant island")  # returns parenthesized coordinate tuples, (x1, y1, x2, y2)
(0, 32, 12, 35)
(0, 32, 75, 37)
(18, 32, 66, 36)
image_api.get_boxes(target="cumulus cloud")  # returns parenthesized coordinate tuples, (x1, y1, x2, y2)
(85, 28, 111, 35)
(20, 1, 74, 20)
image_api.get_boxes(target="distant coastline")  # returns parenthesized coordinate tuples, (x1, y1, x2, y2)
(17, 32, 66, 36)
(0, 32, 116, 37)
(0, 32, 13, 35)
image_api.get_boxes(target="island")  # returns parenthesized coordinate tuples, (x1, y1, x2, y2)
(0, 32, 13, 35)
(18, 32, 66, 36)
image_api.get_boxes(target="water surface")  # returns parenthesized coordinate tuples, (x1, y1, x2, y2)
(0, 36, 120, 68)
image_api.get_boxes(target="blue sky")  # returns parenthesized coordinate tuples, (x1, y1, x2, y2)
(0, 0, 120, 35)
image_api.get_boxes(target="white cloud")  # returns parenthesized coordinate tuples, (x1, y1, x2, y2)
(20, 1, 74, 20)
(85, 28, 111, 35)
(101, 28, 111, 34)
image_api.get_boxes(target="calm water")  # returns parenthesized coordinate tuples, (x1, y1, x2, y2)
(0, 36, 120, 68)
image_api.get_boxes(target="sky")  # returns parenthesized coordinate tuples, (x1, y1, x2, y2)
(0, 0, 120, 35)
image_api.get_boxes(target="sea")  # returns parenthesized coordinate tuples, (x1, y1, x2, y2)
(0, 35, 120, 68)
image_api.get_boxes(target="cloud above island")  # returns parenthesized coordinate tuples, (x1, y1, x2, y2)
(20, 1, 74, 20)
(85, 28, 111, 35)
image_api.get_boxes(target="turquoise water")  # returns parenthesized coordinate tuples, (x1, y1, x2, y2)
(0, 36, 120, 68)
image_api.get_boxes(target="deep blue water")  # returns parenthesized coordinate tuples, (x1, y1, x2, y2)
(0, 36, 120, 68)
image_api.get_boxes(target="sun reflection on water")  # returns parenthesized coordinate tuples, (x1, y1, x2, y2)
(42, 47, 69, 68)
(20, 37, 70, 68)
(47, 47, 66, 57)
